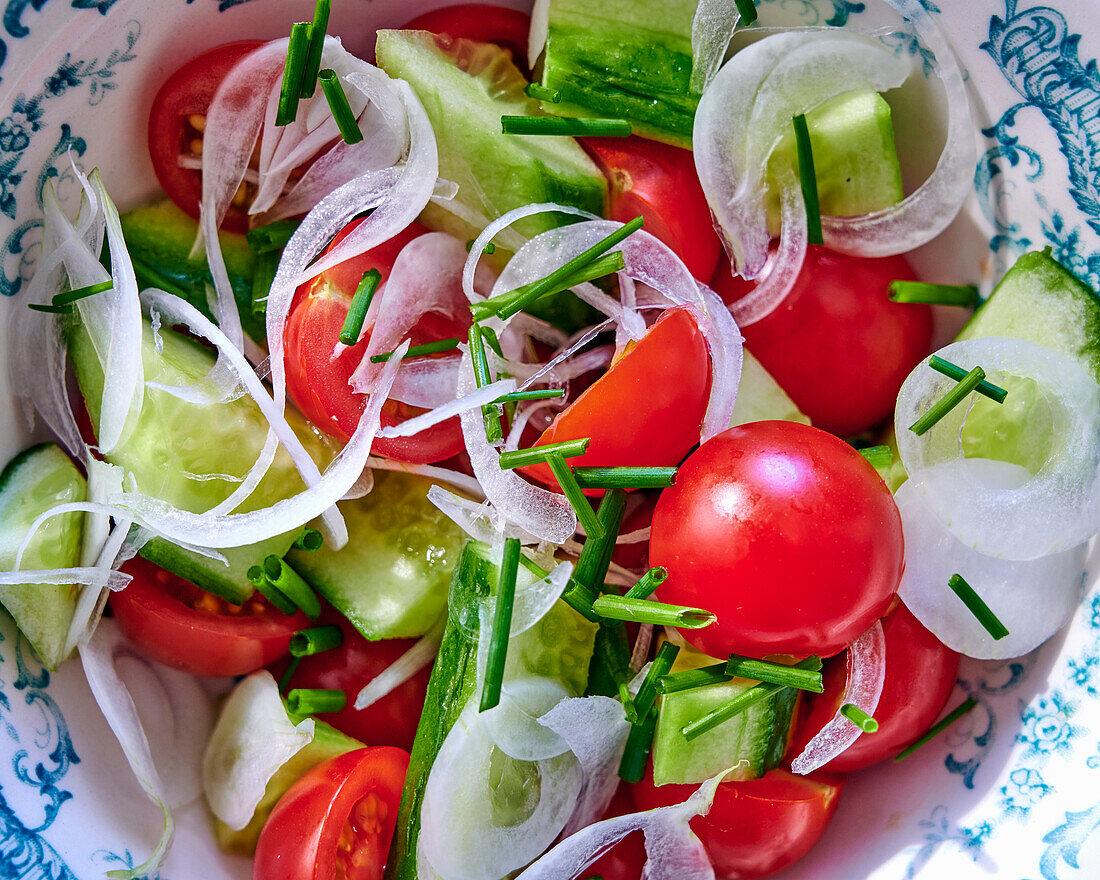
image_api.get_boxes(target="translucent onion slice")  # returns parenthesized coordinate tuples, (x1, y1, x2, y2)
(370, 459, 484, 500)
(790, 621, 885, 775)
(481, 676, 573, 762)
(354, 626, 442, 710)
(895, 478, 1089, 659)
(693, 30, 910, 279)
(0, 567, 129, 590)
(202, 671, 315, 830)
(387, 356, 461, 408)
(427, 486, 542, 547)
(894, 337, 1100, 560)
(377, 378, 514, 439)
(690, 0, 740, 93)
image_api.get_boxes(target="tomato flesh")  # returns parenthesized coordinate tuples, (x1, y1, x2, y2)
(401, 4, 532, 71)
(650, 420, 904, 658)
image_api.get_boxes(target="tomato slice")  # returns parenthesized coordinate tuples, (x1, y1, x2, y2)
(254, 746, 409, 880)
(630, 767, 844, 880)
(109, 556, 308, 677)
(284, 218, 472, 464)
(581, 137, 723, 282)
(147, 41, 264, 233)
(401, 4, 532, 71)
(522, 307, 711, 493)
(789, 600, 961, 771)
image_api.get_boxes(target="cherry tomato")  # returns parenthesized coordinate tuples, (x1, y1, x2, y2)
(712, 247, 933, 437)
(109, 556, 308, 677)
(280, 609, 430, 751)
(789, 601, 960, 772)
(254, 746, 408, 880)
(650, 421, 904, 659)
(630, 767, 844, 880)
(147, 41, 264, 233)
(402, 4, 532, 70)
(522, 307, 711, 494)
(581, 137, 723, 282)
(284, 218, 472, 464)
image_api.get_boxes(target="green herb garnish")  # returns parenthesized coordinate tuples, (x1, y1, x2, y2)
(725, 654, 824, 692)
(338, 268, 381, 346)
(501, 115, 632, 137)
(247, 218, 301, 254)
(735, 0, 759, 25)
(840, 703, 879, 733)
(592, 595, 715, 629)
(546, 454, 604, 539)
(289, 625, 343, 657)
(657, 663, 732, 695)
(908, 365, 989, 435)
(469, 323, 504, 443)
(262, 555, 321, 619)
(300, 0, 332, 98)
(480, 537, 521, 712)
(493, 388, 566, 404)
(624, 567, 668, 601)
(928, 355, 1008, 404)
(247, 564, 298, 616)
(369, 338, 461, 363)
(292, 528, 324, 552)
(793, 113, 823, 246)
(287, 687, 346, 715)
(524, 83, 562, 103)
(318, 69, 364, 144)
(895, 696, 978, 761)
(276, 22, 312, 126)
(572, 467, 676, 490)
(888, 281, 979, 307)
(948, 573, 1009, 640)
(628, 641, 679, 724)
(858, 445, 893, 470)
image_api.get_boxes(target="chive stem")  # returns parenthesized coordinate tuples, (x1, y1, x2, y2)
(466, 239, 496, 255)
(592, 595, 715, 629)
(734, 0, 759, 25)
(572, 467, 676, 490)
(524, 83, 562, 103)
(889, 281, 978, 307)
(502, 115, 632, 137)
(276, 22, 312, 127)
(481, 325, 504, 358)
(54, 280, 114, 307)
(28, 303, 74, 314)
(471, 252, 625, 324)
(841, 703, 879, 733)
(895, 696, 978, 761)
(247, 218, 301, 254)
(279, 656, 301, 692)
(338, 268, 381, 345)
(725, 654, 824, 692)
(657, 663, 732, 695)
(617, 707, 658, 783)
(498, 437, 590, 470)
(624, 567, 668, 601)
(292, 528, 324, 552)
(318, 69, 364, 144)
(247, 564, 298, 616)
(629, 642, 680, 724)
(572, 488, 627, 594)
(908, 365, 987, 436)
(561, 579, 602, 622)
(493, 389, 566, 404)
(792, 113, 823, 246)
(300, 0, 331, 98)
(469, 324, 504, 443)
(928, 355, 1008, 404)
(287, 687, 346, 715)
(947, 573, 1009, 640)
(547, 454, 605, 540)
(369, 338, 461, 363)
(858, 445, 893, 470)
(480, 537, 521, 712)
(289, 624, 343, 657)
(262, 556, 322, 619)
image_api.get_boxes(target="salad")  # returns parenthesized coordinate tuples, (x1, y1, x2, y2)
(1, 0, 1099, 879)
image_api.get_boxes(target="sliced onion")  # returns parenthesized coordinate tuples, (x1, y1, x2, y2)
(388, 356, 461, 408)
(481, 676, 573, 762)
(690, 0, 740, 93)
(377, 377, 515, 439)
(369, 458, 484, 500)
(0, 567, 129, 590)
(895, 479, 1088, 659)
(894, 338, 1100, 560)
(427, 486, 541, 547)
(791, 621, 885, 775)
(354, 626, 443, 710)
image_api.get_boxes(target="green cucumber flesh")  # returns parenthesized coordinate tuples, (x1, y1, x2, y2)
(730, 350, 812, 428)
(285, 470, 467, 640)
(0, 443, 86, 670)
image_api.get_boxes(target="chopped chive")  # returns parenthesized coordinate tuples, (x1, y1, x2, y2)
(859, 445, 893, 470)
(276, 22, 312, 126)
(909, 365, 988, 436)
(338, 269, 381, 345)
(287, 687, 346, 715)
(471, 251, 626, 323)
(246, 218, 301, 254)
(573, 488, 627, 592)
(369, 337, 461, 363)
(318, 69, 364, 144)
(657, 663, 732, 695)
(592, 595, 715, 629)
(792, 113, 823, 246)
(497, 437, 590, 469)
(590, 616, 632, 695)
(469, 324, 504, 443)
(289, 624, 343, 657)
(251, 251, 278, 316)
(572, 466, 676, 490)
(840, 703, 879, 733)
(735, 0, 759, 25)
(524, 83, 562, 103)
(278, 656, 301, 692)
(895, 696, 978, 761)
(480, 537, 521, 712)
(247, 564, 298, 616)
(948, 573, 1009, 640)
(493, 388, 566, 404)
(480, 325, 504, 358)
(725, 654, 824, 693)
(263, 556, 322, 619)
(547, 454, 605, 539)
(300, 0, 332, 98)
(293, 528, 324, 552)
(618, 706, 658, 783)
(562, 579, 602, 622)
(501, 115, 632, 137)
(681, 657, 821, 742)
(888, 281, 979, 307)
(624, 567, 668, 601)
(54, 280, 113, 307)
(28, 303, 73, 314)
(466, 238, 496, 255)
(629, 642, 679, 724)
(928, 355, 1008, 404)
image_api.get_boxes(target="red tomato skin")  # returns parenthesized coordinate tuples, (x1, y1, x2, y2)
(790, 601, 960, 772)
(650, 421, 904, 659)
(581, 137, 723, 282)
(147, 42, 264, 232)
(585, 784, 646, 880)
(281, 609, 429, 751)
(110, 557, 308, 677)
(402, 4, 532, 70)
(712, 247, 933, 437)
(630, 768, 844, 880)
(523, 307, 711, 493)
(254, 746, 408, 880)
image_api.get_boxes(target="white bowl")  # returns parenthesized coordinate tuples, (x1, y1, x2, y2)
(0, 1, 1098, 878)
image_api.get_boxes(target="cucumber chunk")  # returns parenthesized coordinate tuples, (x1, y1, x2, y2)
(66, 316, 333, 604)
(0, 444, 86, 670)
(286, 471, 467, 640)
(730, 350, 811, 428)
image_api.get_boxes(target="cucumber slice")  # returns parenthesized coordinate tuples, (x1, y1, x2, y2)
(539, 0, 699, 146)
(66, 316, 333, 604)
(730, 350, 811, 428)
(285, 471, 467, 640)
(0, 444, 86, 670)
(766, 89, 904, 232)
(120, 200, 263, 344)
